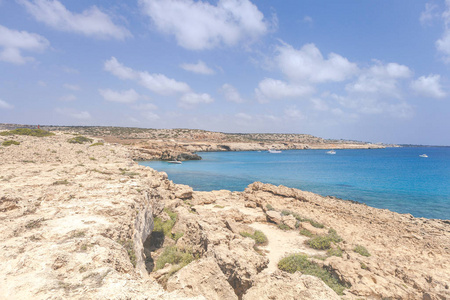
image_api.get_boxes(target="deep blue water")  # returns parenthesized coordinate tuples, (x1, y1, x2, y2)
(139, 147, 450, 220)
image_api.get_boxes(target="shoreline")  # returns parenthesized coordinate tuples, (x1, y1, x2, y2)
(1, 130, 449, 299)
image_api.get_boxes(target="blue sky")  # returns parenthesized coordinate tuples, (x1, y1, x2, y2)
(0, 0, 449, 145)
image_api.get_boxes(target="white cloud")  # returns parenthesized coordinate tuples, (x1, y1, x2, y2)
(420, 3, 439, 25)
(139, 0, 268, 50)
(133, 103, 158, 111)
(255, 78, 313, 102)
(303, 16, 313, 24)
(179, 92, 214, 108)
(311, 98, 329, 111)
(220, 83, 244, 103)
(180, 60, 214, 75)
(104, 57, 137, 80)
(276, 43, 358, 83)
(55, 108, 91, 119)
(411, 74, 446, 99)
(142, 111, 160, 121)
(346, 61, 412, 97)
(235, 112, 252, 120)
(63, 83, 80, 91)
(104, 57, 191, 95)
(284, 105, 304, 119)
(62, 66, 79, 74)
(99, 88, 142, 103)
(436, 0, 450, 62)
(139, 71, 191, 95)
(38, 80, 47, 87)
(0, 24, 49, 64)
(19, 0, 131, 40)
(59, 94, 77, 102)
(0, 99, 14, 109)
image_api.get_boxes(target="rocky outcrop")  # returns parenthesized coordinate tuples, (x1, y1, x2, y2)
(1, 131, 448, 300)
(166, 257, 237, 300)
(243, 271, 340, 300)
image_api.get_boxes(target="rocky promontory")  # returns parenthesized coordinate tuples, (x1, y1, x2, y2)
(1, 130, 448, 299)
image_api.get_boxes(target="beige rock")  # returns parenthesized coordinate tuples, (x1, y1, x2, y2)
(166, 257, 237, 300)
(298, 222, 328, 235)
(243, 271, 340, 300)
(281, 214, 297, 229)
(266, 210, 282, 224)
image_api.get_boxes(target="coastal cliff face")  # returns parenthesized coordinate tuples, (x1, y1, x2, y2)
(1, 131, 448, 300)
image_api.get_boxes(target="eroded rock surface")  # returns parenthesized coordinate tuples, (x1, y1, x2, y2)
(1, 131, 449, 300)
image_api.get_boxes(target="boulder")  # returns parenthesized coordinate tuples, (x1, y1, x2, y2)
(175, 185, 193, 200)
(281, 215, 297, 229)
(243, 271, 340, 300)
(266, 211, 282, 224)
(210, 239, 269, 297)
(166, 257, 237, 300)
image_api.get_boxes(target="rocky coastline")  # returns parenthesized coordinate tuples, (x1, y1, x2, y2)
(1, 130, 448, 300)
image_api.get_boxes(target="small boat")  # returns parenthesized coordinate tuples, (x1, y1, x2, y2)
(268, 149, 281, 153)
(326, 150, 336, 155)
(168, 160, 182, 164)
(419, 154, 428, 158)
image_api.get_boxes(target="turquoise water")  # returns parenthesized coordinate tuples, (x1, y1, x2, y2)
(139, 147, 450, 220)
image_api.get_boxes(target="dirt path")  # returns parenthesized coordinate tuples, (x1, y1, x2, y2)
(249, 223, 324, 272)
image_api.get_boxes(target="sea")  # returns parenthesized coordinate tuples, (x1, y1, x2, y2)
(139, 147, 450, 220)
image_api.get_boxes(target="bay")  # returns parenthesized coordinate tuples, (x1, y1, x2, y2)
(139, 147, 450, 220)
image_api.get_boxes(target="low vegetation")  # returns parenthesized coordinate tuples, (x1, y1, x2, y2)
(306, 229, 343, 250)
(240, 230, 268, 246)
(354, 245, 371, 257)
(89, 142, 104, 147)
(155, 246, 195, 284)
(0, 128, 54, 137)
(67, 136, 93, 144)
(153, 208, 183, 241)
(299, 228, 314, 237)
(2, 140, 20, 146)
(52, 180, 69, 185)
(278, 253, 347, 295)
(280, 209, 324, 228)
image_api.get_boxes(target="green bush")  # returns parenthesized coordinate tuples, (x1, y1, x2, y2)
(0, 128, 54, 137)
(2, 140, 20, 146)
(153, 208, 180, 240)
(68, 136, 93, 144)
(299, 228, 314, 237)
(307, 235, 332, 250)
(278, 253, 347, 295)
(354, 245, 370, 257)
(266, 204, 274, 211)
(278, 223, 291, 231)
(89, 142, 104, 147)
(240, 230, 268, 246)
(327, 247, 343, 257)
(155, 246, 195, 279)
(327, 228, 343, 243)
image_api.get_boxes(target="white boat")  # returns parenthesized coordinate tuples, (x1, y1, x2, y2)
(419, 154, 428, 158)
(168, 160, 182, 164)
(268, 149, 281, 153)
(326, 150, 336, 155)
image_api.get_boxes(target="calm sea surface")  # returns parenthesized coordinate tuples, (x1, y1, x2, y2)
(139, 147, 450, 220)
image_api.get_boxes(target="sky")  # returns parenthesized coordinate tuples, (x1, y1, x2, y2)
(0, 0, 449, 145)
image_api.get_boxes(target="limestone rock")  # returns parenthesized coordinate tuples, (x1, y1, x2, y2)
(281, 215, 297, 229)
(243, 271, 340, 300)
(298, 221, 328, 235)
(210, 239, 269, 297)
(175, 185, 193, 200)
(166, 257, 237, 300)
(266, 210, 282, 224)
